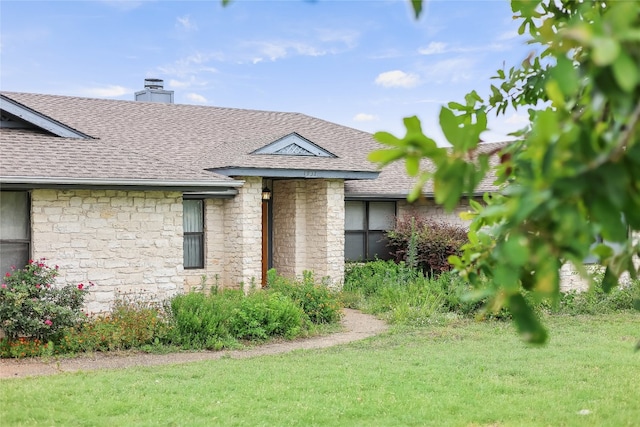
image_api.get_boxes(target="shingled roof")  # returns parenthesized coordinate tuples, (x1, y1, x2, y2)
(1, 91, 504, 196)
(0, 92, 380, 186)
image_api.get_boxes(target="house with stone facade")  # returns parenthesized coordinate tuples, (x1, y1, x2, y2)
(1, 82, 595, 313)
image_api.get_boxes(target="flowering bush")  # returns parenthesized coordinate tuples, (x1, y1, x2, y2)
(0, 259, 90, 341)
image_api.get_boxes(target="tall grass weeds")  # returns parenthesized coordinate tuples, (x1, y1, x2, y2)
(344, 260, 640, 326)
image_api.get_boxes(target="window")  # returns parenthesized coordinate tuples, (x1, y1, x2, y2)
(345, 201, 396, 261)
(183, 199, 204, 269)
(0, 191, 30, 275)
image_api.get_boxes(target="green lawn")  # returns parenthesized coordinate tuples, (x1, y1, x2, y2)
(2, 313, 639, 426)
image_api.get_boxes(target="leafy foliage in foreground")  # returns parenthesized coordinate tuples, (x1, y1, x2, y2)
(370, 0, 640, 342)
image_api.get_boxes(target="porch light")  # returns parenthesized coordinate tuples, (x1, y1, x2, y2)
(262, 187, 272, 201)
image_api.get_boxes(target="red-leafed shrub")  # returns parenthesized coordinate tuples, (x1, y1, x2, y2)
(386, 214, 468, 277)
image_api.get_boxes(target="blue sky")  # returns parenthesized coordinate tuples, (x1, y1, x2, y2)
(1, 0, 533, 144)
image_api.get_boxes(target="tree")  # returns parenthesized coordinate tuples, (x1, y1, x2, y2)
(370, 0, 640, 342)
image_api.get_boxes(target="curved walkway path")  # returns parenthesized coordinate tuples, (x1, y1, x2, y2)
(0, 309, 388, 379)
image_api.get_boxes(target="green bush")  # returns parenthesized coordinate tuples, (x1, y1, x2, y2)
(0, 259, 89, 341)
(168, 290, 239, 349)
(267, 270, 343, 324)
(56, 294, 171, 353)
(386, 215, 468, 277)
(228, 291, 305, 340)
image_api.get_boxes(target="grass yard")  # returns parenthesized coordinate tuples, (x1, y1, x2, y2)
(1, 313, 639, 426)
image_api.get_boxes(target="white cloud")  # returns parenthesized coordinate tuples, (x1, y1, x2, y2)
(422, 58, 475, 83)
(176, 15, 197, 32)
(418, 42, 448, 55)
(497, 30, 520, 41)
(168, 76, 207, 89)
(248, 40, 326, 62)
(186, 93, 207, 103)
(418, 42, 508, 56)
(80, 85, 129, 97)
(375, 70, 420, 88)
(353, 113, 377, 122)
(157, 52, 220, 77)
(505, 112, 530, 125)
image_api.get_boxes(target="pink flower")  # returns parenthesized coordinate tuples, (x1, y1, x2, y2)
(28, 259, 34, 264)
(44, 319, 53, 326)
(4, 272, 10, 278)
(1, 284, 6, 289)
(35, 284, 41, 289)
(55, 265, 59, 270)
(77, 283, 84, 290)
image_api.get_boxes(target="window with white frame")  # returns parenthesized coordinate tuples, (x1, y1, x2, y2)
(183, 199, 204, 269)
(0, 191, 30, 275)
(345, 201, 396, 261)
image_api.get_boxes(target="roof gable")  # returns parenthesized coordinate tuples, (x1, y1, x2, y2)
(0, 95, 91, 139)
(252, 133, 336, 158)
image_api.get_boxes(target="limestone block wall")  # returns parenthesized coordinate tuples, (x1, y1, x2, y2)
(31, 189, 183, 314)
(222, 176, 263, 290)
(273, 179, 344, 286)
(306, 179, 345, 285)
(273, 180, 306, 278)
(396, 198, 473, 228)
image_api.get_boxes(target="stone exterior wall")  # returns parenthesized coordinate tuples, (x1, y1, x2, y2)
(221, 176, 263, 290)
(273, 180, 305, 278)
(273, 179, 345, 286)
(306, 179, 345, 285)
(396, 198, 473, 228)
(31, 189, 184, 314)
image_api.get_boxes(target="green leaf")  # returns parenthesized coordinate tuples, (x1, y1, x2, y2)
(508, 293, 548, 344)
(601, 266, 618, 293)
(551, 56, 579, 97)
(439, 107, 462, 146)
(503, 235, 529, 267)
(405, 156, 419, 176)
(410, 0, 423, 19)
(368, 148, 405, 164)
(612, 52, 639, 93)
(374, 131, 402, 147)
(591, 37, 620, 66)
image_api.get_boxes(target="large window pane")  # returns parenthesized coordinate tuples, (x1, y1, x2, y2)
(345, 201, 365, 231)
(184, 235, 203, 269)
(369, 202, 395, 230)
(183, 200, 203, 233)
(0, 191, 30, 275)
(183, 200, 204, 269)
(367, 231, 391, 260)
(0, 243, 29, 276)
(345, 233, 365, 261)
(1, 192, 29, 240)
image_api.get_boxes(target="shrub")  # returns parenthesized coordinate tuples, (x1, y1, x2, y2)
(228, 291, 305, 340)
(267, 270, 343, 324)
(0, 259, 89, 342)
(386, 214, 468, 277)
(57, 293, 171, 353)
(168, 290, 239, 349)
(0, 337, 52, 358)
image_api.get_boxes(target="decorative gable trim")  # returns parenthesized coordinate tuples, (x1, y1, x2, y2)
(0, 95, 92, 139)
(252, 133, 336, 157)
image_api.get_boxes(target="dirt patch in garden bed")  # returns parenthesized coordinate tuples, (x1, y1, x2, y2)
(0, 309, 387, 379)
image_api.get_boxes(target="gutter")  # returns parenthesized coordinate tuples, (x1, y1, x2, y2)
(1, 176, 243, 193)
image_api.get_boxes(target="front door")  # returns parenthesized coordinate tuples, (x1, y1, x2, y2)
(261, 199, 271, 287)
